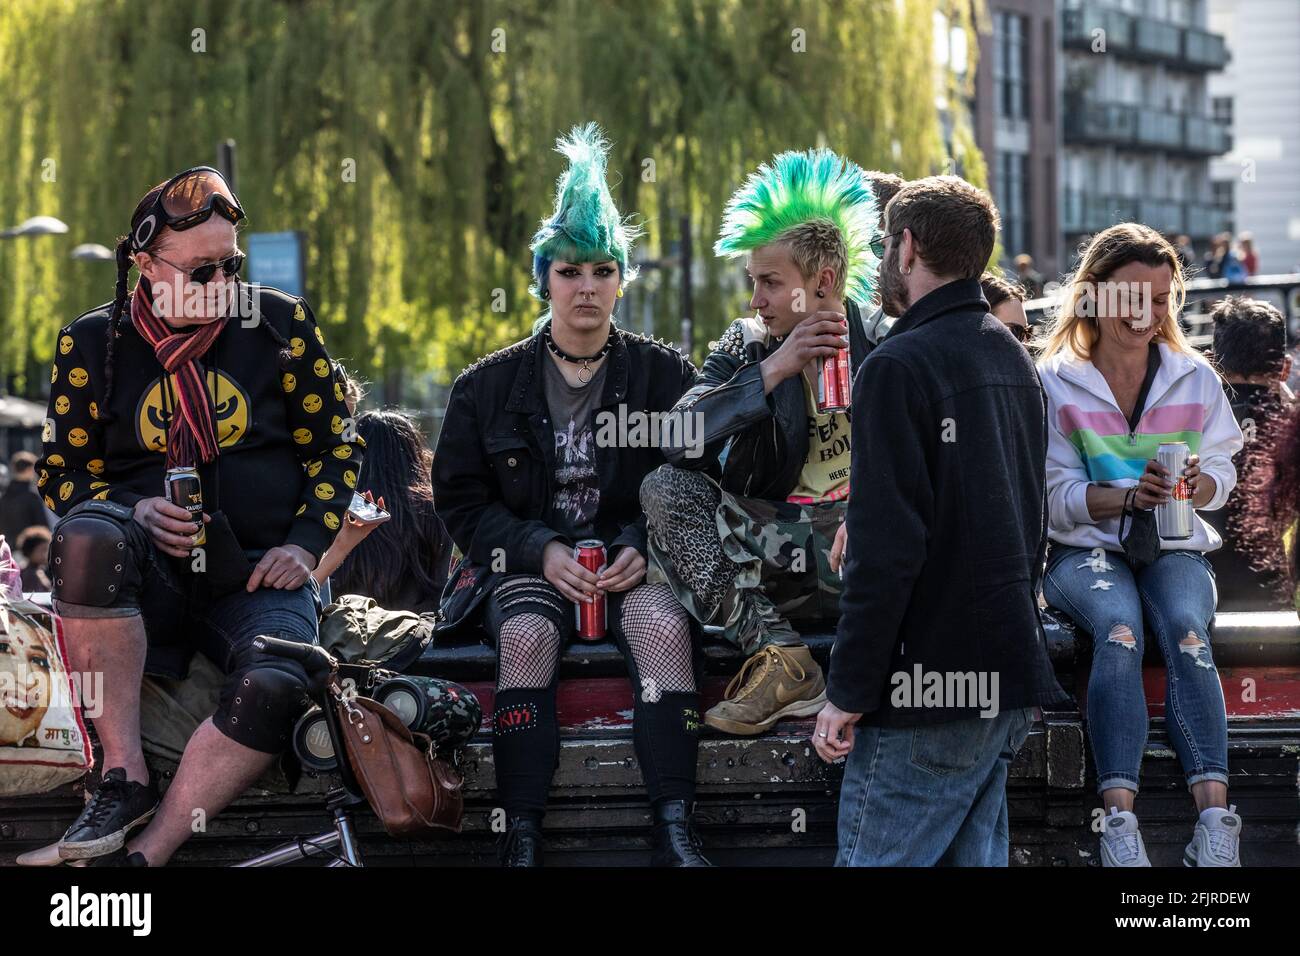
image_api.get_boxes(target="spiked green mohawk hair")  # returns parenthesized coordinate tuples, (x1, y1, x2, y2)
(530, 123, 642, 301)
(714, 148, 880, 304)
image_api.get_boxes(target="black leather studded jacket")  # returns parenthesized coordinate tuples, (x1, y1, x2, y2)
(661, 299, 872, 500)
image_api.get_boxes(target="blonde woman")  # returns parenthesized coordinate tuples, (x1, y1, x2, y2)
(1037, 224, 1244, 866)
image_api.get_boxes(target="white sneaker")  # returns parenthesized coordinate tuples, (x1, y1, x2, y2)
(1184, 806, 1242, 867)
(1100, 808, 1151, 867)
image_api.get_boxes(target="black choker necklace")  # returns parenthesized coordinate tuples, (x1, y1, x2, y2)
(544, 326, 614, 384)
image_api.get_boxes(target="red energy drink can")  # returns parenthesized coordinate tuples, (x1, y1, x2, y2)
(165, 466, 205, 546)
(816, 322, 851, 413)
(574, 540, 607, 640)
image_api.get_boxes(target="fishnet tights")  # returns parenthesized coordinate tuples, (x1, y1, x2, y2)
(620, 582, 696, 702)
(494, 580, 695, 699)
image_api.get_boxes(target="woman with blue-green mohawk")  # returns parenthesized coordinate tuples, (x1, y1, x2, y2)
(641, 149, 902, 737)
(433, 123, 710, 867)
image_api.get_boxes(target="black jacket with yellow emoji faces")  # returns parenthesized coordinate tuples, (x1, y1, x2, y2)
(36, 285, 364, 563)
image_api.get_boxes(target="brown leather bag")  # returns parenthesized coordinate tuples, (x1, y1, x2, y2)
(331, 674, 464, 835)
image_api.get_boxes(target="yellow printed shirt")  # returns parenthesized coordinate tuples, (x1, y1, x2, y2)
(786, 371, 851, 505)
(36, 286, 364, 563)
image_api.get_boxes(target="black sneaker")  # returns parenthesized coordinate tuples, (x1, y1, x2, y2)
(58, 768, 159, 861)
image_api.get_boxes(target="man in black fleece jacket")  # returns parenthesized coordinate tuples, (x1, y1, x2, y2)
(815, 177, 1063, 866)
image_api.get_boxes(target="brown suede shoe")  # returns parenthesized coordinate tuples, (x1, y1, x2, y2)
(704, 644, 827, 735)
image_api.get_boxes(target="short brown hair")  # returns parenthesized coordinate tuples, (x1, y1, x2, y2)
(862, 170, 907, 224)
(778, 219, 850, 299)
(884, 175, 999, 281)
(979, 271, 1026, 310)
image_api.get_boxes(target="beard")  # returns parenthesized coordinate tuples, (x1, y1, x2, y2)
(878, 244, 910, 317)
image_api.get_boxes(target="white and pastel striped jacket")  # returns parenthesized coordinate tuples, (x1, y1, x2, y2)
(1038, 342, 1244, 553)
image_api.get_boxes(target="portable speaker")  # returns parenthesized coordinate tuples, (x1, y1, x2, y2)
(291, 705, 337, 772)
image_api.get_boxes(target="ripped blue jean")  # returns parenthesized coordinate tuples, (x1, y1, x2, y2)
(1043, 545, 1228, 794)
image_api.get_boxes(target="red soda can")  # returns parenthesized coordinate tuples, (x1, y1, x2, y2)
(816, 321, 851, 413)
(573, 540, 607, 640)
(835, 336, 852, 402)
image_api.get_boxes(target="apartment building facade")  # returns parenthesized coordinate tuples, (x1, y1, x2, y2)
(974, 0, 1231, 278)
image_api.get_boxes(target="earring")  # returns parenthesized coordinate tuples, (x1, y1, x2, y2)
(617, 287, 624, 298)
(816, 290, 825, 298)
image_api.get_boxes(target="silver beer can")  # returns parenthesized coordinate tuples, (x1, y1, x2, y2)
(1155, 441, 1194, 540)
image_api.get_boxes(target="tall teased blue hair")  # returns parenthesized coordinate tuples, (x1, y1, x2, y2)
(529, 122, 642, 303)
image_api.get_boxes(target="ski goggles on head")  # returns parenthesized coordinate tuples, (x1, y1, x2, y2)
(131, 166, 245, 252)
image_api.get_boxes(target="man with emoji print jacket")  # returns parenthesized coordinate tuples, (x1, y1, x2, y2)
(36, 280, 363, 866)
(40, 288, 361, 564)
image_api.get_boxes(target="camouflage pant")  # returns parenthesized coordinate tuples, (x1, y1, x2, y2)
(641, 464, 845, 655)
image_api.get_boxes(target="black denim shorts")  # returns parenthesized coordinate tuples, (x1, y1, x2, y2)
(55, 517, 321, 680)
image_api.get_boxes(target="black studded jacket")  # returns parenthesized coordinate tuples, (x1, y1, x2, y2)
(433, 323, 698, 591)
(661, 299, 871, 500)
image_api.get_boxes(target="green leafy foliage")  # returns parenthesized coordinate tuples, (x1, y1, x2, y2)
(0, 0, 983, 399)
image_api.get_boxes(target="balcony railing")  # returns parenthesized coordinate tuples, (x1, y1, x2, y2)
(1064, 94, 1231, 157)
(1184, 28, 1230, 70)
(1063, 96, 1138, 144)
(1183, 114, 1232, 155)
(1062, 191, 1231, 240)
(1062, 190, 1140, 235)
(1139, 199, 1184, 235)
(1134, 18, 1182, 61)
(1061, 3, 1227, 72)
(1062, 3, 1134, 52)
(1184, 203, 1232, 239)
(1134, 107, 1182, 150)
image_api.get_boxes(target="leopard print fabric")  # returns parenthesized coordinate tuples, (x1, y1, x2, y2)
(641, 464, 736, 616)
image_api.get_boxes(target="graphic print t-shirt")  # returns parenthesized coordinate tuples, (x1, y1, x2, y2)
(786, 370, 851, 504)
(542, 356, 607, 540)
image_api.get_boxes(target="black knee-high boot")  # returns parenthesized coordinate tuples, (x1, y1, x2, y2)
(491, 686, 559, 866)
(632, 690, 711, 866)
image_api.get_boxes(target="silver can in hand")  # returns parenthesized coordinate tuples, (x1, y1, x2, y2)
(1155, 441, 1194, 541)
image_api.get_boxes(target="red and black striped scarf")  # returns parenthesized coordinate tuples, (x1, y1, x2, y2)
(130, 279, 228, 469)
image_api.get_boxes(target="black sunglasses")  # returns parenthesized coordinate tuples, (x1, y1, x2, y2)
(1006, 322, 1030, 343)
(150, 250, 245, 284)
(131, 166, 245, 252)
(872, 230, 905, 258)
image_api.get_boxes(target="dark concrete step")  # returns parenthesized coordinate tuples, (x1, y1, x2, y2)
(7, 735, 1297, 867)
(416, 611, 1300, 683)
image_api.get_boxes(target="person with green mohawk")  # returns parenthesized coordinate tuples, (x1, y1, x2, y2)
(433, 123, 709, 866)
(641, 148, 900, 736)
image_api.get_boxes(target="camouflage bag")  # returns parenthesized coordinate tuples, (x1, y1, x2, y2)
(317, 593, 435, 670)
